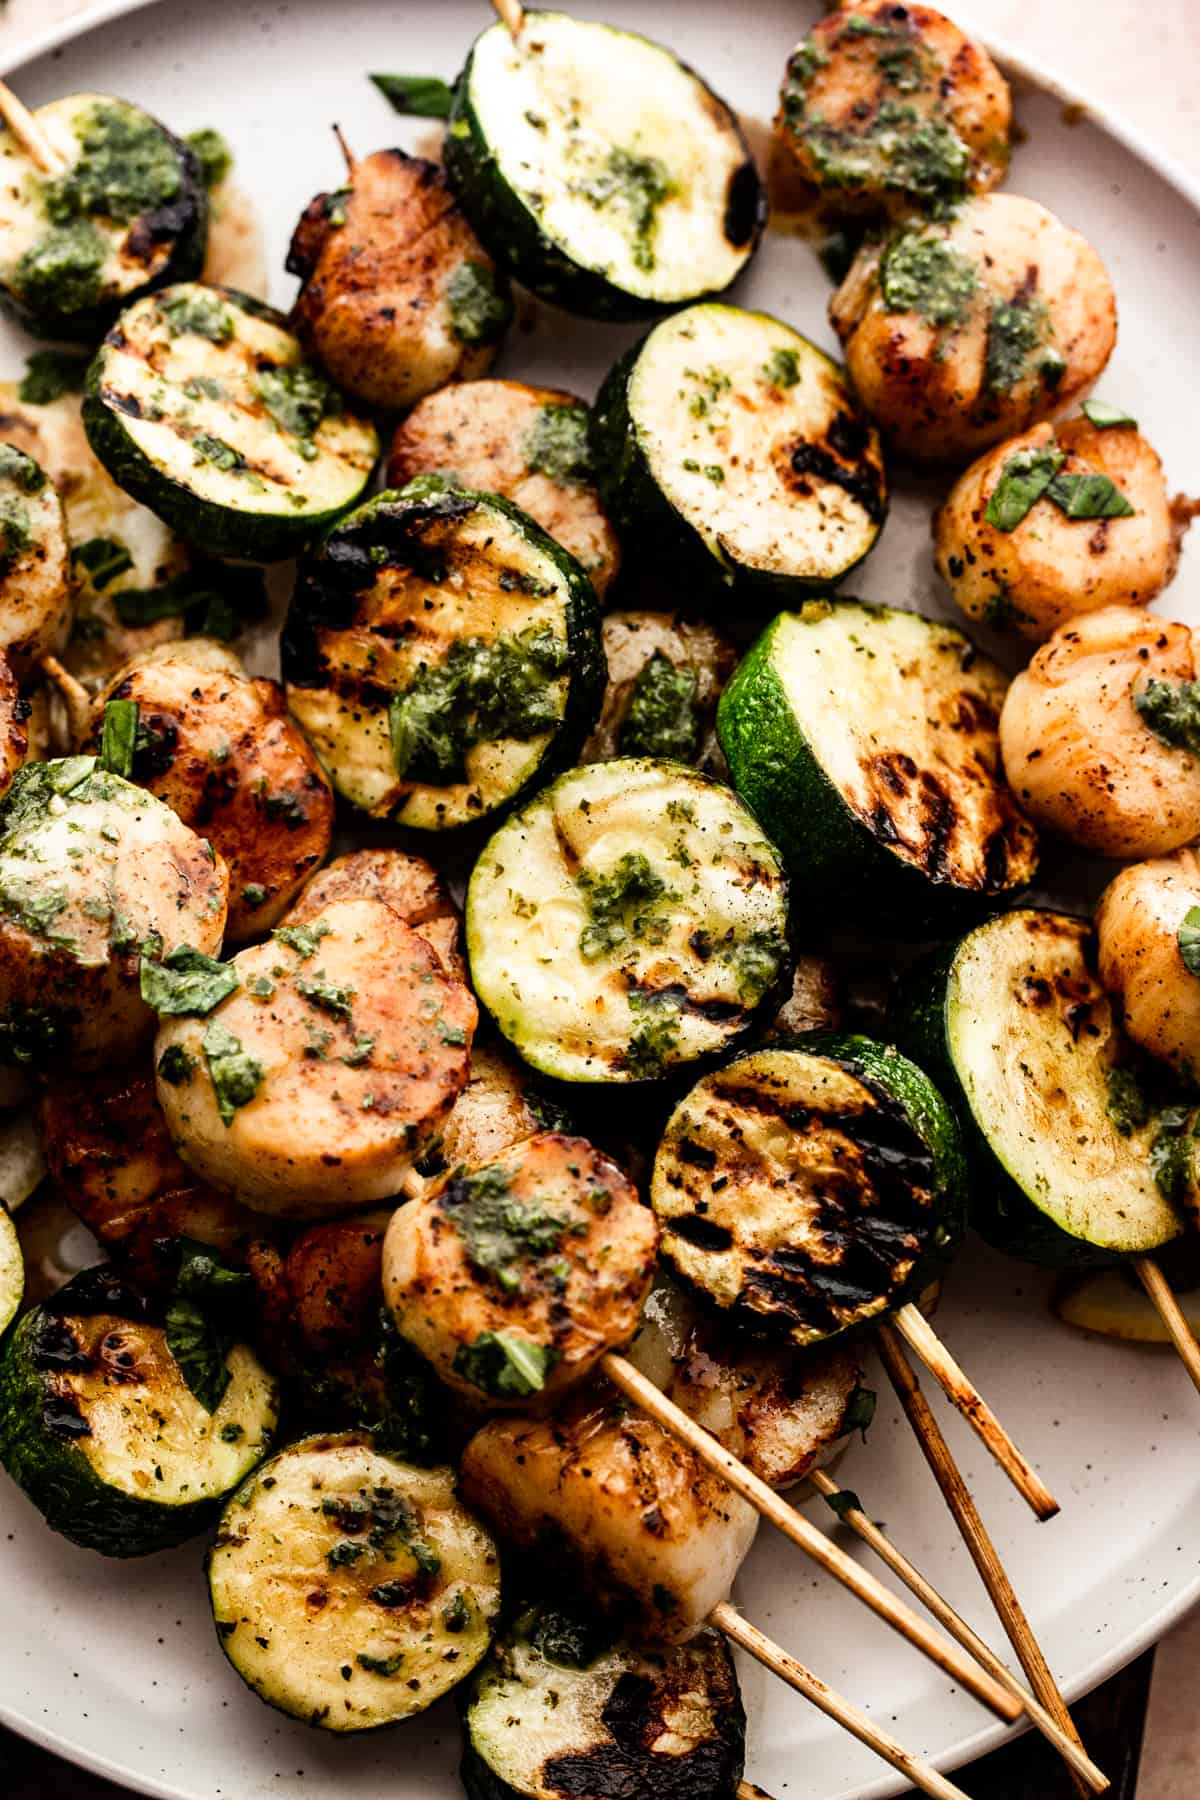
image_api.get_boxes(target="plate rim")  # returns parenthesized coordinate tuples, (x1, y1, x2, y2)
(1, 3, 1198, 1796)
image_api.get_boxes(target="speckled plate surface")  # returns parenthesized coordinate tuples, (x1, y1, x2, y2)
(1, 2, 1199, 1796)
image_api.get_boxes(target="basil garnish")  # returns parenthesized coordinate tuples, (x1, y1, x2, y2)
(1043, 471, 1136, 520)
(369, 72, 454, 118)
(272, 920, 332, 961)
(1179, 907, 1200, 978)
(164, 1237, 254, 1414)
(984, 447, 1064, 532)
(452, 1330, 559, 1399)
(1081, 399, 1137, 429)
(72, 535, 133, 592)
(825, 1488, 863, 1521)
(202, 1019, 263, 1125)
(141, 944, 238, 1016)
(97, 698, 139, 779)
(1133, 678, 1200, 755)
(844, 1383, 877, 1442)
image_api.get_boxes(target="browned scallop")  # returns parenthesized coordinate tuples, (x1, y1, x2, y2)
(287, 848, 463, 979)
(1097, 849, 1200, 1081)
(383, 1133, 657, 1409)
(935, 417, 1176, 639)
(460, 1390, 759, 1643)
(287, 149, 512, 411)
(155, 897, 476, 1216)
(85, 642, 334, 940)
(386, 380, 620, 597)
(0, 443, 71, 668)
(398, 1041, 551, 1204)
(282, 1209, 392, 1351)
(777, 1, 1010, 213)
(0, 652, 26, 799)
(581, 611, 737, 769)
(830, 193, 1117, 464)
(999, 605, 1200, 857)
(765, 953, 842, 1039)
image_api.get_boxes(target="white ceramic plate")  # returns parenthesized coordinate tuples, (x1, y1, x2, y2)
(2, 3, 1199, 1796)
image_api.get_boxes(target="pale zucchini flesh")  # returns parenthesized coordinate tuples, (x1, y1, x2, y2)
(465, 757, 791, 1084)
(284, 484, 604, 829)
(0, 1203, 22, 1337)
(445, 13, 763, 319)
(83, 283, 378, 560)
(209, 1434, 501, 1730)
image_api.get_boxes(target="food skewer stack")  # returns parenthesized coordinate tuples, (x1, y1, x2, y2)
(0, 1, 1195, 1796)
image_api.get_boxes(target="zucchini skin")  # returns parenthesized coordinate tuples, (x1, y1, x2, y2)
(443, 26, 765, 323)
(590, 344, 881, 610)
(1, 131, 208, 345)
(716, 609, 1030, 935)
(284, 485, 607, 829)
(891, 940, 1138, 1270)
(81, 297, 375, 562)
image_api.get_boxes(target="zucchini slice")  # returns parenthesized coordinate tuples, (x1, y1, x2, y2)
(283, 483, 605, 829)
(1055, 1265, 1200, 1345)
(0, 1267, 277, 1555)
(82, 283, 378, 561)
(0, 92, 206, 342)
(443, 12, 763, 321)
(0, 443, 72, 668)
(892, 909, 1184, 1267)
(592, 306, 886, 604)
(651, 1035, 965, 1348)
(717, 601, 1039, 930)
(465, 758, 791, 1084)
(0, 1202, 22, 1337)
(208, 1433, 501, 1730)
(460, 1600, 745, 1800)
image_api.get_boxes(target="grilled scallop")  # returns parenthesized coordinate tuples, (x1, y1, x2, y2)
(85, 642, 334, 940)
(0, 653, 26, 800)
(0, 443, 71, 668)
(1000, 606, 1200, 857)
(281, 1210, 392, 1352)
(765, 952, 842, 1038)
(386, 379, 620, 598)
(383, 1132, 657, 1409)
(288, 149, 512, 411)
(581, 611, 737, 770)
(935, 417, 1176, 639)
(777, 0, 1010, 213)
(286, 849, 463, 980)
(461, 1389, 759, 1644)
(1097, 850, 1200, 1082)
(398, 1041, 557, 1204)
(155, 897, 476, 1216)
(830, 192, 1117, 464)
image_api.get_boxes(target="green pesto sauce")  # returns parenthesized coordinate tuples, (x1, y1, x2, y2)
(445, 260, 512, 346)
(321, 1484, 441, 1583)
(880, 230, 977, 326)
(202, 1019, 263, 1126)
(617, 653, 700, 763)
(568, 145, 674, 274)
(0, 1003, 66, 1069)
(440, 1161, 581, 1294)
(577, 852, 672, 962)
(453, 1330, 558, 1399)
(1133, 678, 1200, 757)
(14, 219, 105, 318)
(46, 100, 181, 227)
(19, 348, 89, 404)
(727, 928, 785, 1004)
(185, 126, 233, 190)
(984, 295, 1063, 393)
(388, 623, 567, 787)
(625, 990, 682, 1079)
(160, 289, 233, 343)
(1104, 1065, 1150, 1138)
(257, 362, 341, 459)
(522, 401, 592, 485)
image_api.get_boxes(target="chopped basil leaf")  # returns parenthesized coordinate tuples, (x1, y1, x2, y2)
(272, 920, 332, 961)
(71, 535, 134, 592)
(202, 1019, 263, 1126)
(984, 446, 1064, 532)
(295, 974, 356, 1019)
(141, 944, 239, 1016)
(157, 1043, 196, 1086)
(19, 348, 89, 404)
(185, 126, 233, 189)
(1179, 907, 1200, 978)
(111, 559, 268, 636)
(1133, 678, 1200, 755)
(1081, 399, 1137, 430)
(1043, 471, 1136, 520)
(824, 1488, 863, 1521)
(370, 72, 455, 118)
(164, 1237, 253, 1414)
(356, 1651, 406, 1677)
(452, 1329, 559, 1399)
(97, 698, 139, 778)
(844, 1383, 877, 1442)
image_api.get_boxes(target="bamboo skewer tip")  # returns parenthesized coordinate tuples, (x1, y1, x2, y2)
(490, 0, 526, 39)
(0, 80, 67, 177)
(1134, 1256, 1200, 1398)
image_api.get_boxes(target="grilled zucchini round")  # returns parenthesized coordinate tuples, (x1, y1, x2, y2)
(82, 283, 378, 561)
(283, 483, 605, 829)
(0, 1202, 22, 1337)
(465, 757, 791, 1084)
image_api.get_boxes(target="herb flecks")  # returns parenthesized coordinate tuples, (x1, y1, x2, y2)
(617, 653, 700, 763)
(1179, 907, 1200, 977)
(446, 261, 511, 346)
(389, 625, 567, 786)
(569, 145, 674, 273)
(522, 402, 592, 485)
(984, 446, 1065, 533)
(453, 1329, 558, 1399)
(440, 1162, 577, 1293)
(370, 73, 454, 119)
(1134, 679, 1200, 757)
(202, 1019, 263, 1126)
(577, 853, 672, 961)
(880, 231, 977, 327)
(141, 944, 239, 1016)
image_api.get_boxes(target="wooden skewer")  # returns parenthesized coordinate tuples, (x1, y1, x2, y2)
(490, 0, 526, 38)
(736, 1785, 776, 1800)
(603, 1352, 1019, 1722)
(712, 1602, 974, 1800)
(892, 1302, 1059, 1521)
(39, 654, 92, 747)
(1133, 1256, 1200, 1396)
(877, 1324, 1094, 1800)
(808, 1466, 1109, 1792)
(332, 123, 357, 176)
(0, 81, 67, 176)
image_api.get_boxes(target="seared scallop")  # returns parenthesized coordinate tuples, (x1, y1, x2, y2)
(0, 758, 227, 1072)
(765, 952, 842, 1038)
(0, 653, 27, 799)
(0, 443, 71, 668)
(777, 0, 1010, 213)
(999, 605, 1200, 857)
(1097, 849, 1200, 1081)
(286, 849, 463, 979)
(581, 611, 737, 769)
(288, 149, 512, 411)
(383, 1132, 656, 1408)
(398, 1041, 557, 1203)
(830, 193, 1117, 464)
(935, 416, 1175, 639)
(155, 897, 476, 1216)
(84, 641, 334, 941)
(386, 380, 619, 597)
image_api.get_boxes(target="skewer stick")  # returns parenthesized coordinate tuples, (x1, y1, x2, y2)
(490, 0, 526, 38)
(39, 654, 92, 747)
(808, 1466, 1108, 1792)
(877, 1324, 1093, 1800)
(1133, 1257, 1200, 1396)
(0, 81, 67, 176)
(736, 1785, 776, 1800)
(712, 1602, 974, 1800)
(603, 1351, 1019, 1722)
(892, 1302, 1059, 1521)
